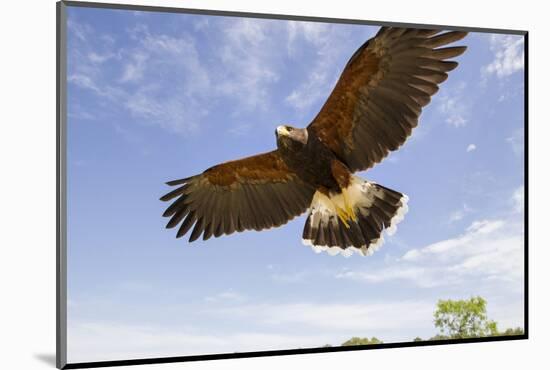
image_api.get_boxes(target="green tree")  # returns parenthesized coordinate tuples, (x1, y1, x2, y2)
(434, 296, 499, 339)
(342, 337, 383, 346)
(429, 334, 450, 341)
(500, 327, 525, 336)
(413, 337, 423, 342)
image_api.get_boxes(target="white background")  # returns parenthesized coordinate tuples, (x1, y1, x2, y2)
(0, 0, 546, 369)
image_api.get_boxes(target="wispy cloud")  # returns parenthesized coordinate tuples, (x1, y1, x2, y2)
(68, 20, 210, 134)
(482, 34, 524, 79)
(284, 23, 374, 115)
(286, 21, 331, 53)
(204, 289, 245, 303)
(67, 17, 378, 136)
(210, 300, 433, 333)
(68, 320, 327, 362)
(67, 17, 92, 41)
(497, 82, 524, 103)
(511, 185, 524, 213)
(337, 215, 523, 290)
(67, 17, 293, 136)
(403, 219, 505, 260)
(436, 82, 469, 128)
(270, 270, 310, 283)
(68, 297, 439, 362)
(193, 17, 209, 31)
(119, 51, 148, 83)
(284, 22, 336, 113)
(336, 267, 428, 285)
(88, 51, 117, 64)
(466, 143, 477, 153)
(448, 204, 474, 223)
(214, 19, 281, 112)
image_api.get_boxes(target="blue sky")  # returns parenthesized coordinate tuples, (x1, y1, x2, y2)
(66, 6, 525, 362)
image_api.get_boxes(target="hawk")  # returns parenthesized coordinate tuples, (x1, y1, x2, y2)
(161, 27, 467, 256)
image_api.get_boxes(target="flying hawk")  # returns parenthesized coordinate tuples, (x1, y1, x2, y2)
(161, 26, 467, 257)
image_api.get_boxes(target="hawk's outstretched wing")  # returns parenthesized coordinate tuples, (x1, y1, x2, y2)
(160, 150, 315, 242)
(308, 27, 468, 172)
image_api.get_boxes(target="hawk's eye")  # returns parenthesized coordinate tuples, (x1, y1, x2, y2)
(287, 126, 293, 132)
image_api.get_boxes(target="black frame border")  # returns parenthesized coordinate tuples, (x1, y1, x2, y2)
(56, 1, 529, 369)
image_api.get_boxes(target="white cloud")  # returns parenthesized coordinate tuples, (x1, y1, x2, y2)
(286, 21, 331, 52)
(285, 69, 332, 113)
(68, 17, 304, 135)
(402, 219, 508, 261)
(437, 82, 469, 128)
(284, 24, 375, 115)
(211, 300, 433, 332)
(67, 20, 213, 134)
(68, 298, 438, 363)
(204, 289, 245, 303)
(338, 216, 523, 290)
(193, 18, 209, 31)
(483, 34, 524, 79)
(466, 143, 477, 152)
(68, 74, 101, 94)
(284, 22, 335, 113)
(122, 87, 204, 134)
(68, 73, 125, 101)
(119, 51, 148, 83)
(448, 204, 473, 223)
(68, 289, 524, 363)
(88, 51, 116, 64)
(336, 267, 427, 285)
(67, 17, 92, 41)
(214, 18, 282, 111)
(270, 270, 309, 283)
(497, 82, 524, 103)
(65, 18, 373, 136)
(68, 321, 327, 363)
(446, 115, 467, 127)
(466, 219, 505, 234)
(449, 210, 463, 223)
(512, 185, 524, 213)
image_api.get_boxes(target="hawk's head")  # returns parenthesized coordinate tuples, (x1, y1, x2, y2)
(275, 125, 308, 146)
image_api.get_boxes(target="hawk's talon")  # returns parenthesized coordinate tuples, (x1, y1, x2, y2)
(336, 207, 351, 228)
(342, 188, 358, 222)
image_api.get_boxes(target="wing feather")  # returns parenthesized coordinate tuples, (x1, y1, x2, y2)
(161, 150, 315, 242)
(308, 27, 467, 172)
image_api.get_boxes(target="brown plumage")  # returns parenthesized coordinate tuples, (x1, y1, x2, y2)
(160, 151, 315, 242)
(161, 27, 468, 257)
(309, 27, 468, 172)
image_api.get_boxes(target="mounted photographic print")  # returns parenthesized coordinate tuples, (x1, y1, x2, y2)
(57, 1, 527, 368)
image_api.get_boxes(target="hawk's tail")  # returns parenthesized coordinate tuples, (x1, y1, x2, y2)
(302, 176, 408, 257)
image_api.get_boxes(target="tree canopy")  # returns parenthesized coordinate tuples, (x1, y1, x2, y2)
(433, 296, 499, 339)
(341, 337, 383, 346)
(339, 296, 524, 346)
